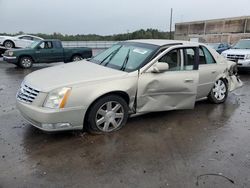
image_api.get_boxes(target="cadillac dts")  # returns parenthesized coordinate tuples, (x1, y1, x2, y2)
(16, 40, 242, 133)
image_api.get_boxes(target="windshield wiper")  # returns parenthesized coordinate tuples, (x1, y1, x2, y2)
(120, 49, 130, 71)
(100, 46, 122, 66)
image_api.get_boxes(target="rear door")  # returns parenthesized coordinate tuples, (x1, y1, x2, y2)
(196, 45, 223, 99)
(51, 41, 64, 62)
(136, 46, 200, 113)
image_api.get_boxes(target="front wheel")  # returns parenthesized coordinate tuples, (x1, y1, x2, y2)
(87, 95, 129, 134)
(208, 79, 228, 104)
(18, 56, 33, 69)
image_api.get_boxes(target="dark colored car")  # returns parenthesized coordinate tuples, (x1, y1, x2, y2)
(3, 39, 93, 68)
(207, 43, 231, 54)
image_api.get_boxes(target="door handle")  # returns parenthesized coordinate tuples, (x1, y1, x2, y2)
(35, 51, 40, 53)
(185, 79, 194, 83)
(211, 70, 217, 74)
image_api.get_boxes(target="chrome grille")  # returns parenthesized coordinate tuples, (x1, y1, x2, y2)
(227, 54, 245, 62)
(17, 84, 40, 103)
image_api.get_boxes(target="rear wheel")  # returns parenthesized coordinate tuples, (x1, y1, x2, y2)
(18, 56, 33, 69)
(87, 95, 129, 134)
(71, 55, 83, 62)
(208, 79, 228, 104)
(3, 40, 14, 49)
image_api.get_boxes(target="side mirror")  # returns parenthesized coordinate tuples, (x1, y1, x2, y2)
(36, 46, 41, 49)
(150, 62, 169, 73)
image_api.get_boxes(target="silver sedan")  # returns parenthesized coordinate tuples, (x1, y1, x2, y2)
(16, 40, 242, 133)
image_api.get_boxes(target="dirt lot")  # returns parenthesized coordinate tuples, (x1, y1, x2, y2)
(0, 60, 250, 188)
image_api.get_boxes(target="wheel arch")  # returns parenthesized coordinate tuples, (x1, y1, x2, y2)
(18, 55, 35, 63)
(71, 53, 82, 61)
(3, 40, 15, 48)
(83, 91, 130, 130)
(215, 74, 229, 88)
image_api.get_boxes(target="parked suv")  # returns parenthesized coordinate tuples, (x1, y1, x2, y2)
(207, 43, 230, 54)
(222, 39, 250, 70)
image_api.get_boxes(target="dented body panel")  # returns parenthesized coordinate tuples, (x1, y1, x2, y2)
(137, 71, 199, 112)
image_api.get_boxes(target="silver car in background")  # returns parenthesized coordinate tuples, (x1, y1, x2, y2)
(16, 40, 242, 133)
(0, 34, 43, 49)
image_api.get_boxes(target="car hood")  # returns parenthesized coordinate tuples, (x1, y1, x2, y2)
(24, 60, 128, 92)
(222, 49, 250, 55)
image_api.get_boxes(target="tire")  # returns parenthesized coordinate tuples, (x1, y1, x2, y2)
(18, 56, 33, 69)
(71, 55, 83, 62)
(3, 40, 15, 49)
(86, 95, 129, 134)
(208, 79, 228, 104)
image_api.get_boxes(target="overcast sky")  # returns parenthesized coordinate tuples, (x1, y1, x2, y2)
(0, 0, 249, 35)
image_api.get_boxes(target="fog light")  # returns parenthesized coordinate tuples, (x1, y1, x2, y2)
(42, 123, 71, 130)
(54, 123, 71, 129)
(42, 123, 54, 130)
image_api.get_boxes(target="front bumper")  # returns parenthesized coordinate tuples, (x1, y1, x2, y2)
(237, 59, 250, 69)
(16, 100, 87, 132)
(3, 55, 18, 64)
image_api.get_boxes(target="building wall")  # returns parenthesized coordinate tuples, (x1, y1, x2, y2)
(175, 16, 250, 44)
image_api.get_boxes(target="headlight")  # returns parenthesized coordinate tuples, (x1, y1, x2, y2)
(8, 51, 14, 56)
(43, 87, 71, 109)
(246, 54, 250, 59)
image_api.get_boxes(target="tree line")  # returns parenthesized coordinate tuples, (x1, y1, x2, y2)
(0, 29, 171, 41)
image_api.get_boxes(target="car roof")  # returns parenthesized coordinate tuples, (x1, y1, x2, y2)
(126, 39, 200, 47)
(15, 34, 43, 39)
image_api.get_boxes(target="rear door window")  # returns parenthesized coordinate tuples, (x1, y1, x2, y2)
(19, 36, 33, 40)
(201, 46, 216, 64)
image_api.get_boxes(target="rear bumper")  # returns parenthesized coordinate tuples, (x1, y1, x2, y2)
(16, 99, 87, 132)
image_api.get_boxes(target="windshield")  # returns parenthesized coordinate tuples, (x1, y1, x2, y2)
(89, 42, 157, 72)
(232, 40, 250, 49)
(27, 41, 40, 48)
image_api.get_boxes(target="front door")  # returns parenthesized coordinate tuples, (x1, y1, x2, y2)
(35, 41, 55, 63)
(136, 47, 199, 113)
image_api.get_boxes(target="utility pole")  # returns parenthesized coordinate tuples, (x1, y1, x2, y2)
(169, 8, 173, 40)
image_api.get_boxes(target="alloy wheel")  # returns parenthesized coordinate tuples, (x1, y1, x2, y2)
(95, 101, 124, 132)
(4, 41, 14, 49)
(21, 58, 32, 68)
(212, 79, 227, 101)
(72, 56, 82, 62)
